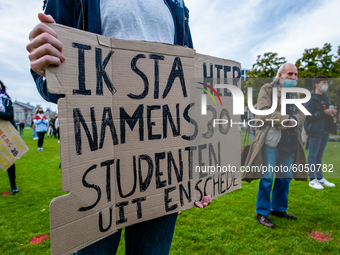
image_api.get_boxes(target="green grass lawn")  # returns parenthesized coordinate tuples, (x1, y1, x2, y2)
(1, 128, 339, 254)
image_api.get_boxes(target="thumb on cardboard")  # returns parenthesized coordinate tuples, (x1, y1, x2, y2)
(38, 13, 56, 23)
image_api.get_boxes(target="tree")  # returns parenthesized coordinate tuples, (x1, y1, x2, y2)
(296, 43, 340, 78)
(245, 44, 340, 118)
(245, 52, 287, 105)
(295, 43, 340, 110)
(248, 52, 287, 78)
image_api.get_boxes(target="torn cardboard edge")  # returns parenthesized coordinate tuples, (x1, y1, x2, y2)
(45, 23, 242, 255)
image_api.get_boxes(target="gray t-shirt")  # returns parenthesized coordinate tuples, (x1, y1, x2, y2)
(100, 0, 175, 44)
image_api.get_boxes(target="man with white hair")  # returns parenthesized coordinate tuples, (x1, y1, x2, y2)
(242, 63, 307, 228)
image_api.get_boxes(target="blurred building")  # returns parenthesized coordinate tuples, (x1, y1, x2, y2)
(13, 101, 37, 125)
(45, 107, 57, 119)
(13, 101, 57, 125)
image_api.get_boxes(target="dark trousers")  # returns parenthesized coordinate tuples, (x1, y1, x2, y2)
(37, 132, 46, 147)
(7, 164, 16, 187)
(75, 213, 178, 255)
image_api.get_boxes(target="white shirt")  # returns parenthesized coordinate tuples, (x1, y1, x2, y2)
(100, 0, 175, 44)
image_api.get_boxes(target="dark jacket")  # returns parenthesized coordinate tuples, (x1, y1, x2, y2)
(0, 94, 16, 128)
(31, 0, 193, 104)
(303, 89, 332, 138)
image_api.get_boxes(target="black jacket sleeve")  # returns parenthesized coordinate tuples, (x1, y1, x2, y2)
(0, 99, 14, 121)
(304, 98, 325, 122)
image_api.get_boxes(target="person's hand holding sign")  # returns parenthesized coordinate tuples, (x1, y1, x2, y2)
(27, 13, 65, 77)
(194, 195, 212, 209)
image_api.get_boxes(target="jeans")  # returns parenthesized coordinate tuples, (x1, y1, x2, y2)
(255, 145, 295, 216)
(250, 133, 255, 142)
(75, 213, 178, 255)
(32, 129, 38, 139)
(307, 131, 329, 179)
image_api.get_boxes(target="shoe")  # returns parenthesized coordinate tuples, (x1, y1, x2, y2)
(10, 185, 19, 195)
(40, 147, 44, 151)
(256, 214, 274, 228)
(58, 140, 60, 143)
(318, 178, 335, 187)
(270, 211, 297, 220)
(309, 179, 324, 189)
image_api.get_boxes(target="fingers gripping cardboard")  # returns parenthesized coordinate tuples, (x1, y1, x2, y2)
(46, 23, 242, 255)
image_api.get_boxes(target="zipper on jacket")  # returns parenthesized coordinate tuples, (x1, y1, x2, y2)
(182, 3, 185, 46)
(79, 0, 85, 30)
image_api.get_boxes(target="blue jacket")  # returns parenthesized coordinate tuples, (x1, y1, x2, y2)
(33, 115, 49, 132)
(32, 0, 193, 104)
(303, 90, 332, 138)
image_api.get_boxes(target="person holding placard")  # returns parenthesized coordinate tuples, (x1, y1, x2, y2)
(27, 1, 211, 254)
(0, 80, 19, 195)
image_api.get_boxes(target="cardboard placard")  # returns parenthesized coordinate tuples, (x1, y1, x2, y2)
(0, 121, 28, 171)
(46, 23, 242, 255)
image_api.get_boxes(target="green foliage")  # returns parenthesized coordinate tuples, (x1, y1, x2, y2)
(328, 79, 340, 111)
(295, 43, 340, 110)
(248, 52, 287, 79)
(296, 43, 340, 78)
(245, 53, 287, 105)
(245, 44, 340, 110)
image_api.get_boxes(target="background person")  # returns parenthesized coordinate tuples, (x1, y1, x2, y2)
(0, 81, 19, 194)
(19, 120, 25, 135)
(47, 117, 54, 137)
(27, 1, 211, 254)
(53, 114, 58, 139)
(242, 63, 307, 228)
(33, 108, 48, 151)
(303, 75, 337, 189)
(31, 120, 38, 140)
(55, 115, 59, 143)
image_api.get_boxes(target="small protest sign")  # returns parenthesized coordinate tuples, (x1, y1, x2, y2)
(0, 121, 28, 171)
